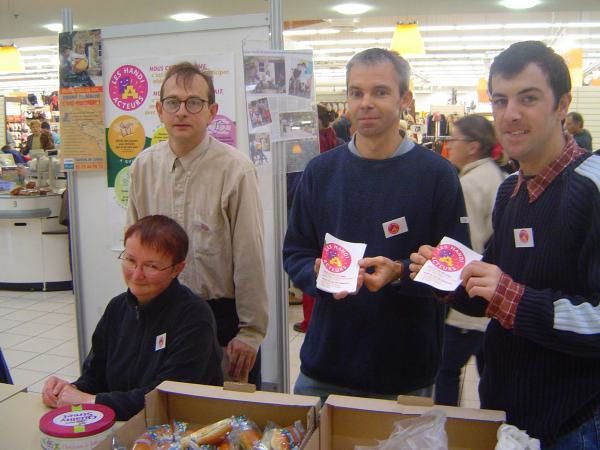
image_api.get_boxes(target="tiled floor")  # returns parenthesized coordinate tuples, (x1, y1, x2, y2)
(0, 289, 479, 408)
(0, 289, 80, 393)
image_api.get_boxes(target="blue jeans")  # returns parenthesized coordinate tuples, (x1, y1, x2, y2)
(294, 372, 433, 404)
(546, 406, 600, 449)
(434, 324, 484, 406)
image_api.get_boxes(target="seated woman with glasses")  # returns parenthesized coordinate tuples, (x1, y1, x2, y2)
(41, 215, 223, 420)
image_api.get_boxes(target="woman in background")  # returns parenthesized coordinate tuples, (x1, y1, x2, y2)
(435, 114, 506, 406)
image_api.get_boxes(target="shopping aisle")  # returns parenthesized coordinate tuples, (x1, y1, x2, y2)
(0, 290, 79, 393)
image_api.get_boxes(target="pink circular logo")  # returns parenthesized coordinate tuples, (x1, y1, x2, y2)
(109, 65, 148, 111)
(519, 229, 529, 243)
(431, 244, 466, 272)
(322, 243, 352, 273)
(388, 223, 400, 235)
(208, 114, 236, 146)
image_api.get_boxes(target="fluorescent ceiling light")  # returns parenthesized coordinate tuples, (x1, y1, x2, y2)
(43, 23, 79, 32)
(500, 0, 540, 9)
(284, 28, 340, 36)
(332, 3, 372, 15)
(170, 13, 208, 22)
(354, 27, 395, 33)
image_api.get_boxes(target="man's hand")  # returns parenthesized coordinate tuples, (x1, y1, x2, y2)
(226, 338, 257, 383)
(461, 261, 503, 302)
(360, 257, 403, 292)
(56, 384, 95, 407)
(41, 376, 72, 408)
(409, 245, 435, 279)
(315, 258, 365, 299)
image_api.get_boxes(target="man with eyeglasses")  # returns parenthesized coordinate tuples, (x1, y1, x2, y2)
(128, 62, 268, 387)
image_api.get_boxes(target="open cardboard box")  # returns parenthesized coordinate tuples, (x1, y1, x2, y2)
(320, 394, 506, 450)
(95, 381, 320, 449)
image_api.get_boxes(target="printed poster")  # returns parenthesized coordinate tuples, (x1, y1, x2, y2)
(104, 54, 235, 249)
(243, 51, 318, 172)
(59, 30, 106, 171)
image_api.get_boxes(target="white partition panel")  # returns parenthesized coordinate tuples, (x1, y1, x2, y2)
(72, 15, 283, 389)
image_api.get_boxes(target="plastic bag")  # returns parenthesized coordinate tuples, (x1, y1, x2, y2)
(495, 424, 540, 450)
(257, 420, 306, 450)
(355, 409, 448, 450)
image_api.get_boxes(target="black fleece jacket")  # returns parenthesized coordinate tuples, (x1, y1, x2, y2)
(74, 279, 223, 420)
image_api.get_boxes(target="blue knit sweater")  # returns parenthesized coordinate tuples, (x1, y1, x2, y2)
(283, 144, 469, 394)
(453, 154, 600, 446)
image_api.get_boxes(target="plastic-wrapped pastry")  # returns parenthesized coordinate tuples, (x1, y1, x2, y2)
(180, 418, 233, 448)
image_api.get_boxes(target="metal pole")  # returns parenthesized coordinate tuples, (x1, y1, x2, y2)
(61, 8, 86, 366)
(269, 0, 290, 392)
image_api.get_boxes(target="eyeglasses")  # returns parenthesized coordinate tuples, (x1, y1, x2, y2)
(118, 251, 177, 277)
(160, 96, 209, 114)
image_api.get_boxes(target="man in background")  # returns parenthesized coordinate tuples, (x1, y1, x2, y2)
(41, 121, 61, 147)
(565, 111, 593, 151)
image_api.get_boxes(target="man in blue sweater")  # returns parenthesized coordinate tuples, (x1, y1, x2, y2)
(410, 41, 600, 448)
(283, 48, 469, 400)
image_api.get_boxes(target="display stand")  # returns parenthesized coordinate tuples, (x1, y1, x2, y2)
(70, 14, 285, 389)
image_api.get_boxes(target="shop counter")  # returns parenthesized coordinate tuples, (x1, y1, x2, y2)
(0, 193, 72, 291)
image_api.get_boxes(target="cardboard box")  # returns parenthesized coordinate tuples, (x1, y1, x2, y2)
(96, 381, 321, 449)
(320, 395, 505, 450)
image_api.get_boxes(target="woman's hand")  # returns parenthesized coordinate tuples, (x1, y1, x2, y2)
(42, 376, 74, 408)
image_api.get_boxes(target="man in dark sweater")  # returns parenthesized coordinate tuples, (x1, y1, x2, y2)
(410, 41, 600, 448)
(283, 48, 468, 400)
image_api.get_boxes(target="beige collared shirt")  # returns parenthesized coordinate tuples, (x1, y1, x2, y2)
(127, 135, 268, 350)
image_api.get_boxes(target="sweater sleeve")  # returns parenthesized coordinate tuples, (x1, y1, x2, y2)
(283, 165, 320, 297)
(228, 167, 268, 350)
(512, 175, 600, 358)
(94, 302, 221, 420)
(72, 303, 111, 397)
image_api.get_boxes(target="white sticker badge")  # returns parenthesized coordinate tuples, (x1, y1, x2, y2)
(382, 217, 408, 238)
(155, 333, 167, 351)
(514, 228, 535, 248)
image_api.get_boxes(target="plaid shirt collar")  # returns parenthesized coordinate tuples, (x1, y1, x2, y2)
(511, 135, 586, 203)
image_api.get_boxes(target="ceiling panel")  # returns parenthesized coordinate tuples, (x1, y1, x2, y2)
(0, 1, 599, 96)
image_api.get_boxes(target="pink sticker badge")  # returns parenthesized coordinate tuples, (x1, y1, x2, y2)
(431, 244, 466, 272)
(109, 65, 148, 111)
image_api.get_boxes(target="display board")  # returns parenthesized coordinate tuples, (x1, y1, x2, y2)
(71, 15, 281, 387)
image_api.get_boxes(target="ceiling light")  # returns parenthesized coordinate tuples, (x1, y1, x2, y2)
(390, 23, 425, 55)
(44, 23, 63, 32)
(332, 3, 372, 15)
(500, 0, 540, 10)
(284, 28, 340, 36)
(43, 23, 79, 32)
(170, 13, 208, 22)
(0, 45, 25, 73)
